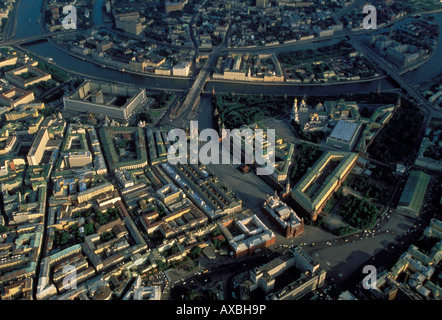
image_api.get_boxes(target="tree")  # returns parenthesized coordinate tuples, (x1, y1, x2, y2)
(169, 244, 179, 255)
(213, 239, 223, 250)
(84, 222, 95, 235)
(186, 289, 198, 300)
(157, 260, 169, 271)
(61, 231, 70, 246)
(97, 212, 109, 225)
(190, 246, 202, 259)
(212, 228, 221, 237)
(100, 231, 115, 242)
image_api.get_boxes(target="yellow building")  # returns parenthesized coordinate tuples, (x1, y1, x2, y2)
(290, 151, 358, 220)
(5, 103, 45, 121)
(76, 181, 115, 204)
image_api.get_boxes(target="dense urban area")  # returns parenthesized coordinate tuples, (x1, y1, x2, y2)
(0, 0, 441, 305)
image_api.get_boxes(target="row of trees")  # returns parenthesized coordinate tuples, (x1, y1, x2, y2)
(323, 188, 344, 213)
(37, 61, 70, 83)
(290, 143, 323, 183)
(304, 92, 400, 107)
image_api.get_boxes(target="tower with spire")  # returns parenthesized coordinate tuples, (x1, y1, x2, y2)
(300, 98, 307, 110)
(283, 181, 291, 199)
(291, 98, 299, 124)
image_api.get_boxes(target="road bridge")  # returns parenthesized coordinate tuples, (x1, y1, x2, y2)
(0, 30, 80, 47)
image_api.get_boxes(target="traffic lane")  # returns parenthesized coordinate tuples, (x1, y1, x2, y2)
(308, 231, 396, 288)
(304, 209, 417, 264)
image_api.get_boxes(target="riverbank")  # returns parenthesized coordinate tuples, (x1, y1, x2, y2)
(0, 0, 21, 39)
(47, 36, 389, 89)
(208, 74, 387, 87)
(17, 45, 188, 93)
(49, 39, 197, 81)
(11, 0, 441, 96)
(42, 12, 437, 91)
(33, 0, 195, 86)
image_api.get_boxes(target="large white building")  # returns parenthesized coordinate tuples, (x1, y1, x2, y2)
(63, 80, 146, 120)
(27, 128, 49, 166)
(172, 61, 191, 77)
(326, 120, 362, 151)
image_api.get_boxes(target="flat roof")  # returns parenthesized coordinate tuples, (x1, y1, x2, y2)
(67, 80, 145, 109)
(398, 170, 430, 213)
(291, 151, 358, 211)
(328, 120, 360, 143)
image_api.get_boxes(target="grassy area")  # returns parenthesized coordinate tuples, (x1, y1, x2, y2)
(36, 61, 70, 83)
(151, 92, 176, 109)
(212, 93, 292, 129)
(350, 175, 390, 205)
(148, 109, 166, 118)
(336, 194, 382, 230)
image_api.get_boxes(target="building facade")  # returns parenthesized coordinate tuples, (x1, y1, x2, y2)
(290, 151, 358, 220)
(63, 80, 146, 120)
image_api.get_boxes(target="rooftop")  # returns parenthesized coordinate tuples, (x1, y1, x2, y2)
(291, 151, 358, 212)
(328, 120, 361, 143)
(397, 170, 431, 213)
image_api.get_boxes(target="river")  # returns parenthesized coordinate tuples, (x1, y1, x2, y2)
(11, 0, 442, 95)
(402, 13, 442, 84)
(93, 0, 104, 27)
